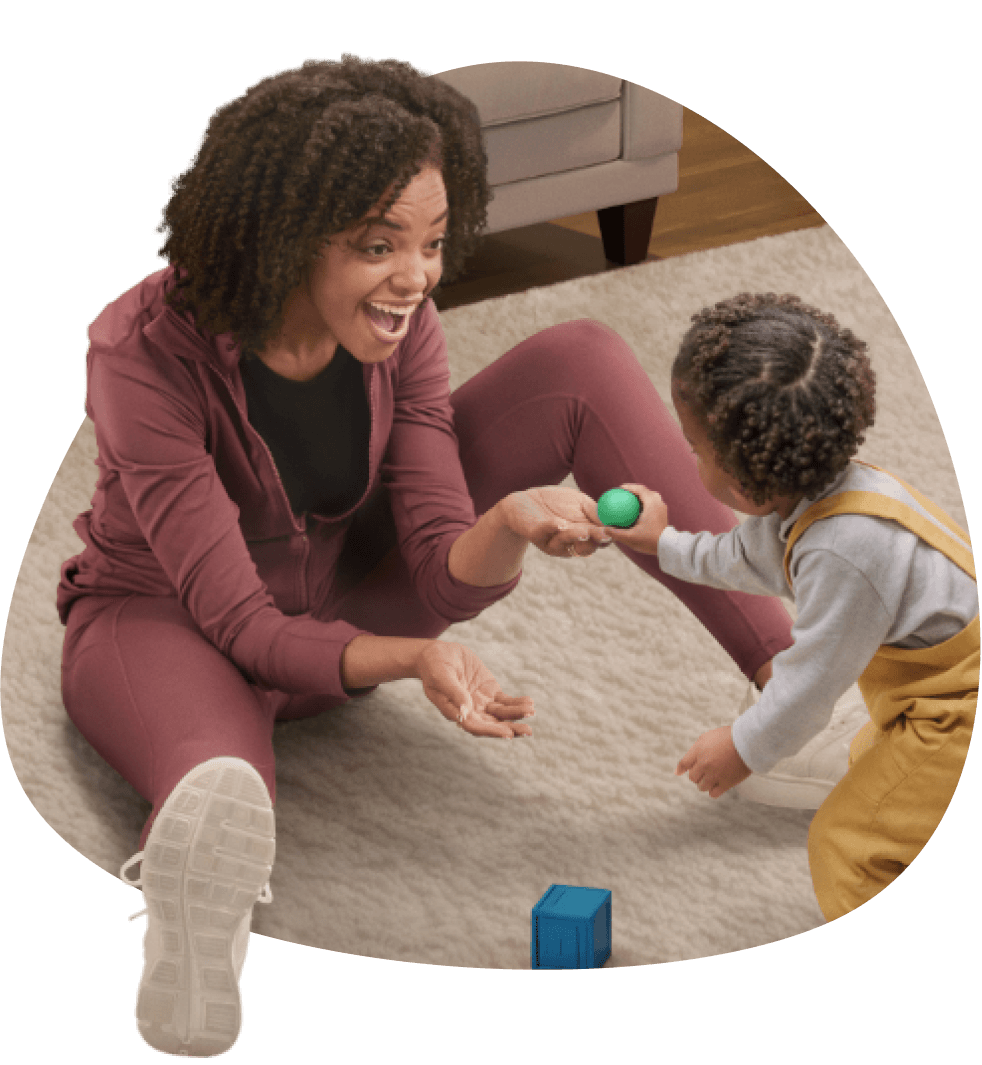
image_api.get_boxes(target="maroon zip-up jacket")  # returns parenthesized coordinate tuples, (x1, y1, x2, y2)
(57, 267, 520, 699)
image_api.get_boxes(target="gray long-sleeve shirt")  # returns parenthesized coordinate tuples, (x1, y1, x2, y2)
(656, 462, 978, 772)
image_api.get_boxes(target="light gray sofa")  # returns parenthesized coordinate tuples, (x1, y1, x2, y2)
(434, 62, 683, 265)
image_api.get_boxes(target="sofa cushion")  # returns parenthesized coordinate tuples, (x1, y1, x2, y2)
(484, 99, 621, 185)
(436, 63, 622, 127)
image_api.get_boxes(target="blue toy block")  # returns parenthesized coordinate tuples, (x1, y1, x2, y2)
(530, 884, 612, 969)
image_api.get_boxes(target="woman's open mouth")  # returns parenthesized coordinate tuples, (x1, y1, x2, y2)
(365, 300, 420, 343)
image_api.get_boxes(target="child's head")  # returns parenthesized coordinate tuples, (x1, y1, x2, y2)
(671, 293, 876, 511)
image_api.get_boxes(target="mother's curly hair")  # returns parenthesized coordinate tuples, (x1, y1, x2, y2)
(672, 293, 876, 504)
(158, 55, 488, 353)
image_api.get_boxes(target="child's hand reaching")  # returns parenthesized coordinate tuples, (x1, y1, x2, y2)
(595, 483, 669, 556)
(675, 726, 751, 798)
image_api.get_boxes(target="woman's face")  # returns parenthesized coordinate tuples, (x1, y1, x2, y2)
(303, 166, 448, 365)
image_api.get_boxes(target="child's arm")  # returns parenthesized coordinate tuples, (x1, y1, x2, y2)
(598, 484, 789, 599)
(671, 543, 897, 799)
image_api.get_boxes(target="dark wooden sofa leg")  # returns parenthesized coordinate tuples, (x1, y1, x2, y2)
(597, 196, 659, 265)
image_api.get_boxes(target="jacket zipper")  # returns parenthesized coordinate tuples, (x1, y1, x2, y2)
(210, 357, 378, 616)
(209, 364, 310, 611)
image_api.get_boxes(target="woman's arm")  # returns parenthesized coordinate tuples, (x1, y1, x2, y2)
(339, 634, 431, 689)
(447, 488, 614, 587)
(383, 306, 610, 600)
(340, 633, 535, 738)
(446, 500, 529, 587)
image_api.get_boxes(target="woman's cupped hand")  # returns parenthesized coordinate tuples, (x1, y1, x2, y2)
(415, 640, 535, 738)
(499, 487, 613, 559)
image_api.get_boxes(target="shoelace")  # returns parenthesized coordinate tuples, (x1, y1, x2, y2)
(120, 851, 273, 921)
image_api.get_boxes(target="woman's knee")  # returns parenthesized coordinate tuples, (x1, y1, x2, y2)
(520, 319, 638, 379)
(495, 321, 654, 423)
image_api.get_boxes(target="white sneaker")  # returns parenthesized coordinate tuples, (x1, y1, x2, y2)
(120, 757, 276, 1057)
(732, 681, 871, 810)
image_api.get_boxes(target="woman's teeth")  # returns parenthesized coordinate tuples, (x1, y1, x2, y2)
(367, 301, 417, 337)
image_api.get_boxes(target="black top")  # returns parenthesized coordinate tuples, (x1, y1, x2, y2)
(240, 346, 370, 518)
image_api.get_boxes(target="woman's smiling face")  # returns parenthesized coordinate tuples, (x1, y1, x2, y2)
(305, 166, 448, 365)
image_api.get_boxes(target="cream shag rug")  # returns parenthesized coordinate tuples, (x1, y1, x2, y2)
(1, 225, 966, 968)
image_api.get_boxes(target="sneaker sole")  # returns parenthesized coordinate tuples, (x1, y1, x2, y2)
(136, 757, 275, 1057)
(734, 772, 833, 810)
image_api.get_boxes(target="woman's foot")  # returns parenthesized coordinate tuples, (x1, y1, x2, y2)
(120, 757, 275, 1056)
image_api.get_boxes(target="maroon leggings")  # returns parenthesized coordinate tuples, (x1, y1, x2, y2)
(62, 321, 792, 843)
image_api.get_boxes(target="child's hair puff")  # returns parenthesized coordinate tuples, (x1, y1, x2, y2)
(672, 293, 876, 505)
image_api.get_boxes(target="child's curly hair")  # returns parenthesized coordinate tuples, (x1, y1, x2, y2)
(158, 55, 488, 353)
(672, 293, 876, 505)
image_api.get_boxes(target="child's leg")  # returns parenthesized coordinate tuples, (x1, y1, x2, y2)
(807, 697, 973, 921)
(62, 594, 278, 846)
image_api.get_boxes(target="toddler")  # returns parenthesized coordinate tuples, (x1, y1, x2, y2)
(603, 293, 978, 920)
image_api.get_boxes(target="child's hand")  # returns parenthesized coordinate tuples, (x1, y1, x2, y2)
(675, 726, 751, 798)
(595, 483, 669, 556)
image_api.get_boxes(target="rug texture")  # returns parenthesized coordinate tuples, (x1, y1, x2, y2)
(1, 225, 966, 968)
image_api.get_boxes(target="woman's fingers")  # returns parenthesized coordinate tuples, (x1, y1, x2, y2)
(463, 694, 534, 736)
(546, 527, 612, 558)
(429, 684, 511, 737)
(422, 641, 534, 739)
(421, 662, 474, 723)
(486, 694, 535, 721)
(462, 701, 531, 738)
(463, 716, 519, 738)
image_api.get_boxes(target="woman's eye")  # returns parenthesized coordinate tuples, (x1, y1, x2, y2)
(360, 236, 443, 258)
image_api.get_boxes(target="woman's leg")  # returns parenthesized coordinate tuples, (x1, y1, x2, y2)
(63, 595, 277, 1054)
(62, 594, 278, 845)
(329, 319, 791, 678)
(448, 319, 792, 680)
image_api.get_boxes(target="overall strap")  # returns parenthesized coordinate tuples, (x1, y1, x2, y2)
(851, 460, 971, 547)
(783, 487, 976, 590)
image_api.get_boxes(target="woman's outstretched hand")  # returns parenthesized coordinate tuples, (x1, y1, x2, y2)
(499, 487, 613, 559)
(415, 640, 535, 738)
(675, 726, 751, 798)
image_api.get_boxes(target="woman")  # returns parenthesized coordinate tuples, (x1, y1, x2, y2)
(58, 57, 793, 1055)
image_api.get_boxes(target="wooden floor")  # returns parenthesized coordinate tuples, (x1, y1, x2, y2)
(435, 108, 825, 312)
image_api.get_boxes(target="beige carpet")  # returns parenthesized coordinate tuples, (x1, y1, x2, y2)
(1, 225, 966, 969)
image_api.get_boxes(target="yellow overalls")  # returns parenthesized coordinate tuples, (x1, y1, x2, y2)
(782, 464, 978, 921)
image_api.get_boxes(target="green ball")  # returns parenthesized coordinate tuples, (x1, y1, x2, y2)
(597, 488, 641, 528)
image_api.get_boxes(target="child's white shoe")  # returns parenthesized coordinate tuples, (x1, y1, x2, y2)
(732, 682, 870, 810)
(120, 757, 275, 1057)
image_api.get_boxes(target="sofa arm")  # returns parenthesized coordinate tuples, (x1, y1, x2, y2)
(621, 83, 683, 161)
